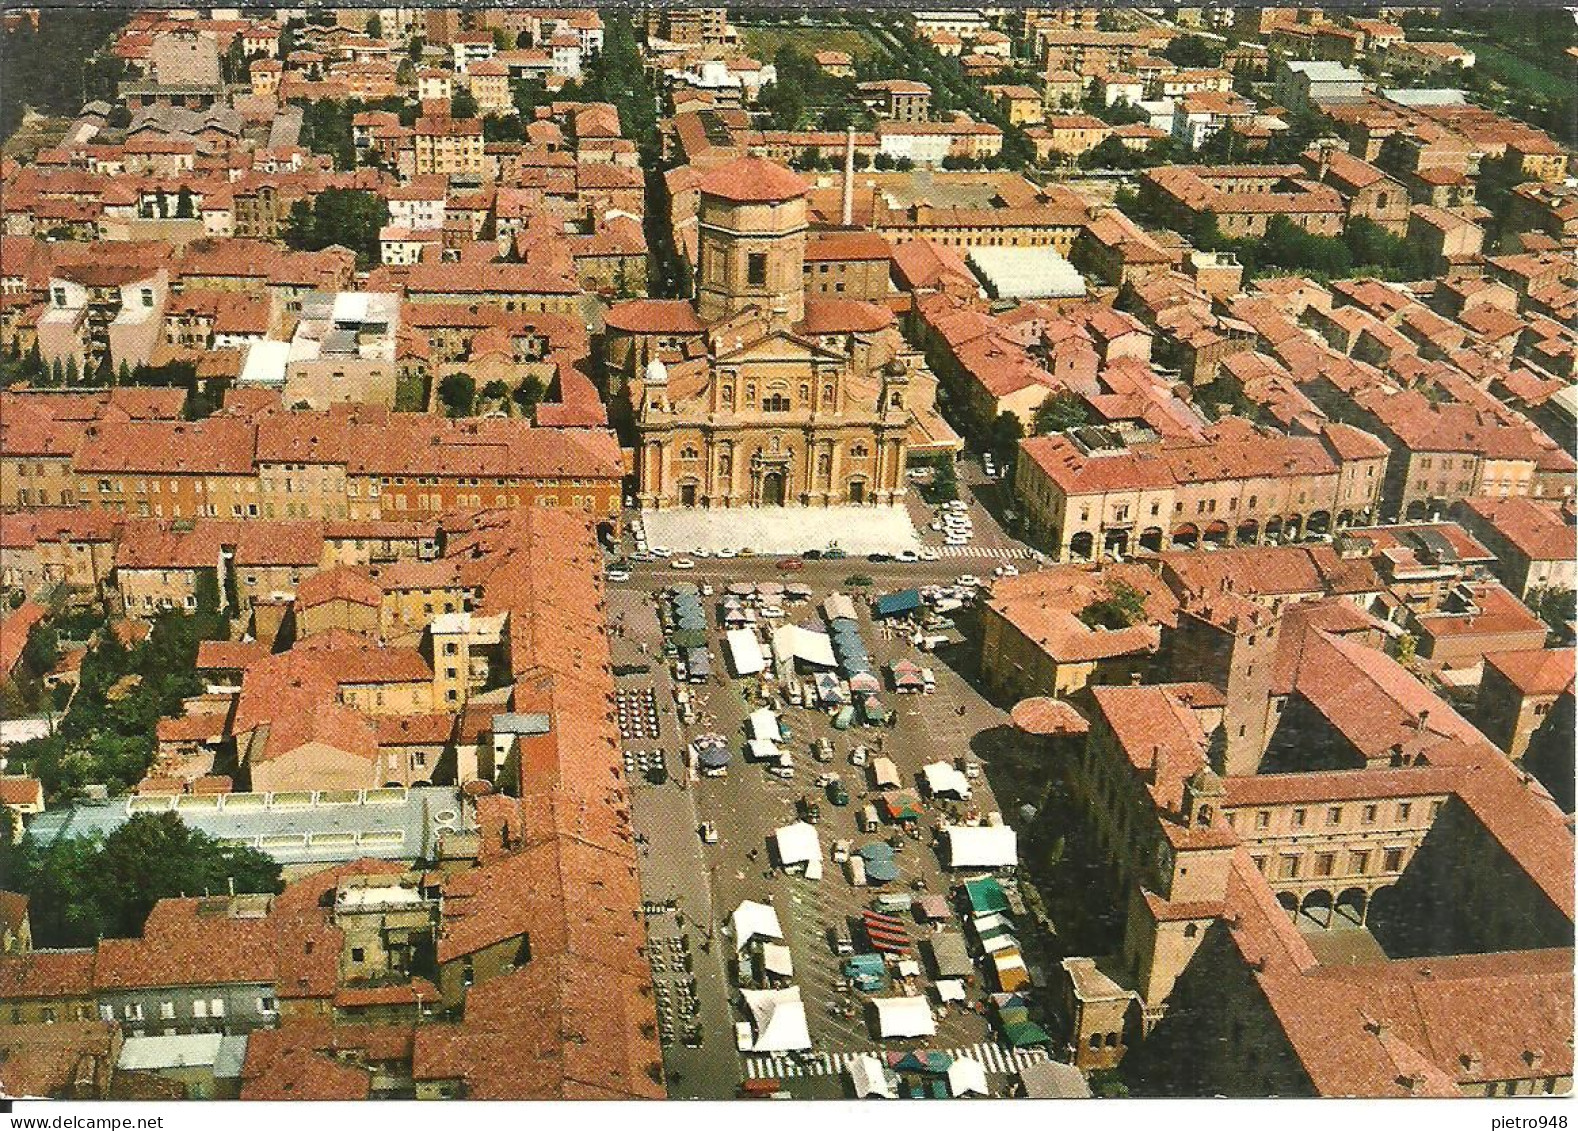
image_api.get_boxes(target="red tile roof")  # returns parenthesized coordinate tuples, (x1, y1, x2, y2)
(698, 155, 809, 204)
(1483, 648, 1576, 698)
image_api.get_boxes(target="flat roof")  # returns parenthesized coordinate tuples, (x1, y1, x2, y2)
(28, 787, 468, 865)
(966, 246, 1087, 301)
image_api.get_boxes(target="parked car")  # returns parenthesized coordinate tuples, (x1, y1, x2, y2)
(803, 549, 824, 560)
(606, 568, 632, 583)
(814, 738, 835, 763)
(918, 549, 940, 562)
(848, 745, 869, 767)
(827, 780, 850, 806)
(699, 821, 719, 844)
(798, 796, 822, 824)
(867, 552, 893, 563)
(715, 548, 738, 558)
(672, 558, 696, 571)
(776, 558, 805, 572)
(824, 547, 848, 560)
(895, 549, 920, 563)
(831, 839, 851, 864)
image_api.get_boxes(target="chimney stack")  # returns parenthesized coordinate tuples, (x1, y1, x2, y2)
(842, 126, 856, 227)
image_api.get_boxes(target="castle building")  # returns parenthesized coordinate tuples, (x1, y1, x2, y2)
(603, 155, 953, 509)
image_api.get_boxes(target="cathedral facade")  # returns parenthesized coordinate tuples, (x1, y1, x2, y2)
(604, 155, 948, 510)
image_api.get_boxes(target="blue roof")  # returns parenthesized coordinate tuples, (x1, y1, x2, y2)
(873, 589, 923, 618)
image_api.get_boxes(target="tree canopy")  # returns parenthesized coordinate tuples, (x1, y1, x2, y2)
(4, 813, 282, 947)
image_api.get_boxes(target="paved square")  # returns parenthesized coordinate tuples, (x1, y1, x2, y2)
(641, 505, 923, 555)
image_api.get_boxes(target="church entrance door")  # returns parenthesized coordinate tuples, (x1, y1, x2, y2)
(761, 471, 786, 506)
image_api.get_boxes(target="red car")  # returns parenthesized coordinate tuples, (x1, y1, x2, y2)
(776, 557, 805, 571)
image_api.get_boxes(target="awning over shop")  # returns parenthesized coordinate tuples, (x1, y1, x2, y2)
(890, 659, 926, 692)
(873, 589, 923, 619)
(740, 986, 812, 1052)
(746, 737, 781, 762)
(848, 1053, 897, 1099)
(871, 996, 936, 1039)
(684, 646, 712, 673)
(698, 744, 731, 770)
(991, 948, 1030, 993)
(923, 761, 973, 800)
(934, 978, 967, 1003)
(761, 942, 794, 979)
(772, 623, 836, 669)
(948, 1057, 990, 1097)
(870, 756, 902, 790)
(964, 877, 1009, 916)
(942, 825, 1018, 869)
(731, 900, 783, 955)
(822, 593, 859, 622)
(748, 708, 782, 742)
(915, 894, 950, 921)
(881, 792, 924, 822)
(849, 670, 881, 694)
(815, 672, 852, 706)
(926, 932, 973, 980)
(774, 821, 821, 868)
(726, 628, 766, 676)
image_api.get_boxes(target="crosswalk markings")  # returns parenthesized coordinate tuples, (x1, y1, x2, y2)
(929, 545, 1035, 560)
(743, 1042, 1051, 1079)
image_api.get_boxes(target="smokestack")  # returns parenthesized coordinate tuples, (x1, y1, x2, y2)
(842, 126, 856, 227)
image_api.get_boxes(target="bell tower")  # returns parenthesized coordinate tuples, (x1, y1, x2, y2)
(695, 155, 809, 325)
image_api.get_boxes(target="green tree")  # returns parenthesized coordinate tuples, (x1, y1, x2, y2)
(175, 185, 195, 219)
(450, 85, 479, 119)
(438, 373, 476, 417)
(990, 410, 1025, 454)
(1079, 580, 1150, 630)
(8, 813, 283, 946)
(1035, 392, 1089, 434)
(365, 13, 382, 39)
(512, 374, 547, 412)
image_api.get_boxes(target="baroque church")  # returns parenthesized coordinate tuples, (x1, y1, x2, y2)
(603, 154, 954, 509)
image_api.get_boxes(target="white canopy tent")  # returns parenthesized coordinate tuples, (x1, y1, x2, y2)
(726, 628, 767, 676)
(761, 942, 795, 979)
(948, 1056, 990, 1097)
(731, 900, 784, 956)
(923, 761, 973, 800)
(822, 593, 859, 622)
(748, 708, 781, 742)
(870, 996, 936, 1039)
(848, 1053, 896, 1099)
(933, 978, 967, 1003)
(772, 624, 837, 669)
(774, 821, 822, 869)
(942, 824, 1018, 869)
(740, 986, 812, 1052)
(869, 756, 902, 790)
(747, 737, 782, 762)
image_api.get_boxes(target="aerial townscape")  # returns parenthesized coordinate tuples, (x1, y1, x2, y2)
(0, 1, 1573, 1110)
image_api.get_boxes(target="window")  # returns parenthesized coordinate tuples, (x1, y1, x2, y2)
(160, 1001, 175, 1019)
(1429, 800, 1443, 821)
(747, 253, 768, 287)
(210, 998, 224, 1018)
(259, 996, 276, 1014)
(1279, 855, 1301, 879)
(1396, 802, 1411, 821)
(1349, 850, 1370, 874)
(763, 392, 789, 412)
(1326, 806, 1342, 826)
(1383, 848, 1405, 872)
(1291, 808, 1307, 828)
(1255, 810, 1270, 829)
(1315, 853, 1335, 878)
(1361, 804, 1377, 825)
(351, 947, 366, 963)
(193, 999, 208, 1018)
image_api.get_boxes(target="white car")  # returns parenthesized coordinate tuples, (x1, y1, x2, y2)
(993, 563, 1019, 578)
(692, 549, 713, 559)
(606, 568, 632, 583)
(895, 549, 920, 563)
(715, 548, 738, 559)
(945, 500, 969, 513)
(929, 521, 943, 531)
(671, 558, 696, 571)
(957, 575, 982, 588)
(945, 535, 970, 546)
(650, 546, 673, 558)
(919, 549, 940, 562)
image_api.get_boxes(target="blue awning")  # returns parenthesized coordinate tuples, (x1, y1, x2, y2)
(873, 589, 923, 618)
